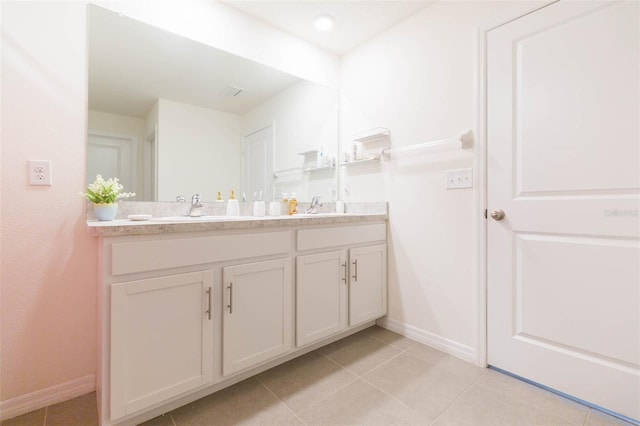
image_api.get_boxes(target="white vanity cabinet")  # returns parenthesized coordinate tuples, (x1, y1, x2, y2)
(110, 271, 214, 420)
(222, 258, 292, 376)
(296, 223, 387, 347)
(296, 250, 349, 346)
(94, 216, 387, 426)
(348, 244, 387, 326)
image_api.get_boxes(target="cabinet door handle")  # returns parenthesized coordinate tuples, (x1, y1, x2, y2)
(227, 282, 233, 314)
(205, 286, 212, 320)
(342, 261, 347, 284)
(352, 259, 358, 282)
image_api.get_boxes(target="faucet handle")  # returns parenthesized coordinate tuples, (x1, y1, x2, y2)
(191, 193, 203, 207)
(176, 195, 186, 203)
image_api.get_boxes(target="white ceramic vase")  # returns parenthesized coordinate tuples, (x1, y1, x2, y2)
(94, 203, 118, 221)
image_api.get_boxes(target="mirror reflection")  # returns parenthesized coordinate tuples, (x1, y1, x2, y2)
(87, 5, 338, 202)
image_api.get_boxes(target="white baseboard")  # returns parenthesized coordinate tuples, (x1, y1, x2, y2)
(0, 375, 96, 421)
(377, 317, 477, 363)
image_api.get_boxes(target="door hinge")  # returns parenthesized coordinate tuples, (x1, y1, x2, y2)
(484, 209, 488, 219)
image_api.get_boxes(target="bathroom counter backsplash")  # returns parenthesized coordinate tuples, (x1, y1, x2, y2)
(86, 201, 388, 237)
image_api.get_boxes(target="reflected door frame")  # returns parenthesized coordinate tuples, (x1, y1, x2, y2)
(87, 131, 138, 194)
(242, 123, 274, 202)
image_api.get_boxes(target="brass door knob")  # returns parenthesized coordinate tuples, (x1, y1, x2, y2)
(491, 209, 505, 221)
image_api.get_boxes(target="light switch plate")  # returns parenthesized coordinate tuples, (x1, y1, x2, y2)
(446, 168, 472, 189)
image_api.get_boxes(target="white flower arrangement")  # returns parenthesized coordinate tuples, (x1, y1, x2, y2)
(81, 175, 135, 204)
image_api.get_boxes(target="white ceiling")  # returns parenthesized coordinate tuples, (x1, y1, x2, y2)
(222, 1, 434, 56)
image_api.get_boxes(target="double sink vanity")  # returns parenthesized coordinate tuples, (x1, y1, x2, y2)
(89, 203, 388, 426)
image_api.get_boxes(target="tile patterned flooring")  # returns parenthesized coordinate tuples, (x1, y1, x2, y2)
(2, 326, 635, 426)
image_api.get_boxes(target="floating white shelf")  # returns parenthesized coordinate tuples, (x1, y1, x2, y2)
(353, 127, 391, 144)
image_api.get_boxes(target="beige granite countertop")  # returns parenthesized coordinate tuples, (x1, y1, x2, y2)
(87, 212, 388, 237)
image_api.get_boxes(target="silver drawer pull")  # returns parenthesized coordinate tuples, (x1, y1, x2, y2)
(205, 287, 212, 320)
(352, 259, 358, 282)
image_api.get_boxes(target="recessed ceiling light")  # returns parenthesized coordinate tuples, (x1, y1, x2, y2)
(314, 14, 334, 31)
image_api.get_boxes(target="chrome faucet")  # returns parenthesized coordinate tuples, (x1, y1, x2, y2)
(185, 193, 204, 217)
(306, 196, 323, 214)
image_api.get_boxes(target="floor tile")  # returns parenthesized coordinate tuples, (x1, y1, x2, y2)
(317, 330, 402, 376)
(364, 352, 477, 419)
(170, 378, 302, 426)
(363, 326, 417, 350)
(584, 409, 638, 426)
(298, 379, 429, 425)
(477, 369, 588, 425)
(257, 351, 358, 414)
(432, 383, 573, 426)
(45, 393, 98, 426)
(407, 343, 484, 379)
(0, 409, 45, 426)
(137, 413, 175, 426)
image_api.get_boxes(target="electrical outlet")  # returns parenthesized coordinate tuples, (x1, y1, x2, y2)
(28, 160, 52, 186)
(446, 168, 472, 189)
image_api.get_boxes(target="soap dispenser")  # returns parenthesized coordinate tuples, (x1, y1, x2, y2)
(253, 190, 265, 217)
(226, 190, 240, 216)
(288, 192, 298, 215)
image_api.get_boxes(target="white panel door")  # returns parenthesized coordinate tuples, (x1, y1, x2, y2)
(296, 250, 348, 346)
(222, 258, 291, 376)
(110, 271, 214, 420)
(487, 1, 639, 420)
(243, 126, 273, 202)
(87, 132, 137, 191)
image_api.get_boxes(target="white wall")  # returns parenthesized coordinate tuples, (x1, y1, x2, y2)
(340, 0, 547, 359)
(1, 1, 97, 404)
(157, 99, 242, 202)
(243, 80, 339, 201)
(87, 110, 147, 195)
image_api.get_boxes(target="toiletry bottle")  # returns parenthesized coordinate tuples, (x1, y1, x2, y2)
(226, 190, 240, 216)
(288, 192, 298, 215)
(280, 193, 288, 216)
(215, 191, 224, 202)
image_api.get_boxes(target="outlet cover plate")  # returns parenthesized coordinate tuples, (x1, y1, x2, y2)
(28, 160, 52, 186)
(446, 168, 472, 189)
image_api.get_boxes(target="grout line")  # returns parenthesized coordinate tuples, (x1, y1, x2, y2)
(359, 375, 417, 412)
(254, 376, 308, 425)
(169, 412, 178, 426)
(42, 406, 48, 426)
(357, 350, 405, 378)
(363, 330, 419, 353)
(428, 373, 478, 426)
(583, 409, 591, 426)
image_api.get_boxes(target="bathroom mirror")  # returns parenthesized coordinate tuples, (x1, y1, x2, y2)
(87, 5, 338, 202)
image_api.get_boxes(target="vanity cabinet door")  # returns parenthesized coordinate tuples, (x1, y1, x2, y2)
(110, 270, 214, 420)
(349, 244, 387, 326)
(222, 258, 292, 376)
(296, 250, 348, 347)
